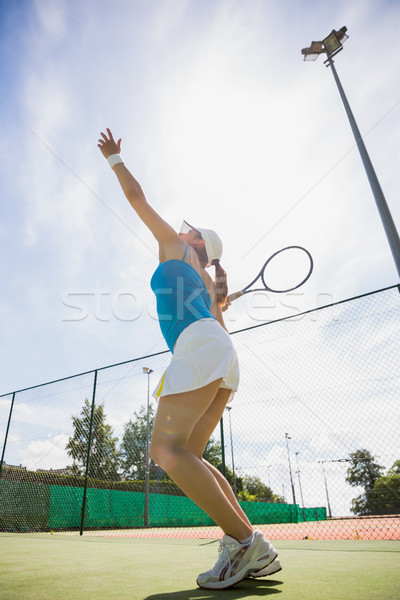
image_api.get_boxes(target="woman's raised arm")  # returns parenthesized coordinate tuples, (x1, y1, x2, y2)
(98, 129, 179, 245)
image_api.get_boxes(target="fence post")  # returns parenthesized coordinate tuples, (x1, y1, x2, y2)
(79, 370, 98, 536)
(0, 392, 16, 478)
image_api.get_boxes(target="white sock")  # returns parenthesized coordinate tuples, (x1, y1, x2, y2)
(240, 533, 254, 545)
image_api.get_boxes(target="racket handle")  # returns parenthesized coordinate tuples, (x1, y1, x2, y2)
(227, 290, 245, 303)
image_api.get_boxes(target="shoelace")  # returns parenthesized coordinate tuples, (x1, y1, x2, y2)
(211, 539, 237, 572)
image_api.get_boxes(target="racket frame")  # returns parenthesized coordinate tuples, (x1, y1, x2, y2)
(227, 245, 313, 302)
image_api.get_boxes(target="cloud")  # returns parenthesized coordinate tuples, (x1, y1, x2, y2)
(20, 433, 70, 470)
(34, 0, 68, 38)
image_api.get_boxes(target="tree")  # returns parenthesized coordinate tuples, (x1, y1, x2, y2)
(372, 472, 400, 514)
(346, 449, 384, 491)
(66, 399, 120, 481)
(350, 493, 372, 516)
(346, 449, 393, 516)
(120, 405, 163, 481)
(203, 437, 244, 494)
(239, 475, 284, 503)
(361, 460, 400, 516)
(203, 438, 223, 467)
(387, 460, 400, 476)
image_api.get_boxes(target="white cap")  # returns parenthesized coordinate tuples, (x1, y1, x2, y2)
(180, 220, 223, 267)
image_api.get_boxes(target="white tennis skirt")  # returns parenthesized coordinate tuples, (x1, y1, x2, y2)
(153, 318, 240, 400)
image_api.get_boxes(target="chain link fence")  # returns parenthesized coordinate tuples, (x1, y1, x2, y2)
(1, 285, 400, 539)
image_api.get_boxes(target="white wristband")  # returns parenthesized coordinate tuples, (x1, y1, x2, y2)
(107, 154, 125, 169)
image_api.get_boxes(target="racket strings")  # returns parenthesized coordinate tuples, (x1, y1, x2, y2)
(262, 247, 312, 293)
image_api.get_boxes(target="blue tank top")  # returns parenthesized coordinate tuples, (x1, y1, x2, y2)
(150, 245, 215, 352)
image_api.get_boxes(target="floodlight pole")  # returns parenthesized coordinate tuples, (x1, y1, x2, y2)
(319, 461, 332, 518)
(226, 406, 237, 497)
(302, 28, 400, 280)
(326, 56, 400, 279)
(285, 433, 297, 505)
(295, 452, 305, 507)
(143, 367, 153, 527)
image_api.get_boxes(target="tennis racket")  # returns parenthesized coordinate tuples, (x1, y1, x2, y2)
(227, 246, 313, 303)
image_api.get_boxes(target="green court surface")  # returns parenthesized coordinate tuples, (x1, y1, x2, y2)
(0, 534, 399, 600)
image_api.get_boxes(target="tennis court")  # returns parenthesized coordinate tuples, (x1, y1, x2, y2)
(99, 517, 400, 541)
(1, 533, 399, 600)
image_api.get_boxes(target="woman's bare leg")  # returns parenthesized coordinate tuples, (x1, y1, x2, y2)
(150, 379, 253, 541)
(203, 459, 252, 529)
(186, 388, 252, 531)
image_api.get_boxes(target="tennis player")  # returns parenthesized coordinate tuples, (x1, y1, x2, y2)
(98, 129, 280, 590)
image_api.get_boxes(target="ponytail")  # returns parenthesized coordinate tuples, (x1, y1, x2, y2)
(211, 259, 228, 305)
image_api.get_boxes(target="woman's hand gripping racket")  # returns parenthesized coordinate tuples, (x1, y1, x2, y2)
(227, 246, 314, 304)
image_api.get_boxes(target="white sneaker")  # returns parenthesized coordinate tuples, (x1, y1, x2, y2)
(249, 557, 282, 578)
(196, 530, 278, 590)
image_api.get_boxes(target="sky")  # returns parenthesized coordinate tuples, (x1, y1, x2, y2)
(1, 0, 400, 394)
(1, 0, 400, 516)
